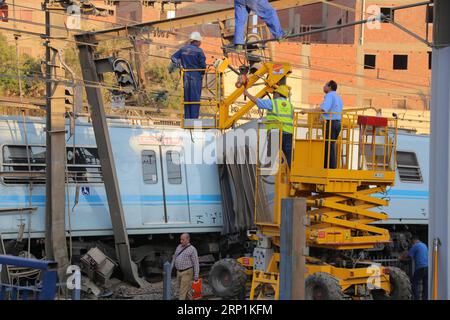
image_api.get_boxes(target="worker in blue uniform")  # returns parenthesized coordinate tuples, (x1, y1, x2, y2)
(234, 0, 286, 49)
(400, 235, 429, 300)
(170, 32, 206, 119)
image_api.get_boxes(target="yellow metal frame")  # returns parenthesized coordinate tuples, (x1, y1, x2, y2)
(180, 66, 224, 129)
(180, 60, 292, 130)
(248, 111, 398, 299)
(247, 254, 391, 299)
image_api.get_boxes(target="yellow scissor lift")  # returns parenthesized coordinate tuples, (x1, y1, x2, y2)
(244, 111, 408, 300)
(179, 59, 411, 299)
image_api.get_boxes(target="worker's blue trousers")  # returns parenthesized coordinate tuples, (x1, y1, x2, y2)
(234, 0, 284, 45)
(184, 74, 202, 119)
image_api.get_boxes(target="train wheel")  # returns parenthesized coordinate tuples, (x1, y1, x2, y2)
(209, 258, 247, 299)
(305, 272, 345, 300)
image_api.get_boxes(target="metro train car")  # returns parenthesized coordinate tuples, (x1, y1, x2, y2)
(0, 116, 429, 274)
(0, 116, 224, 274)
(374, 131, 429, 258)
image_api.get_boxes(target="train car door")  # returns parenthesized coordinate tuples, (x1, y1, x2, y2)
(141, 148, 166, 224)
(160, 146, 190, 223)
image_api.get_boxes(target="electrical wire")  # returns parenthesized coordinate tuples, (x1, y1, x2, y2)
(0, 2, 437, 103)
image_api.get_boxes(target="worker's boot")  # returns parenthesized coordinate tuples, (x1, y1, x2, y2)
(234, 44, 245, 53)
(277, 29, 294, 43)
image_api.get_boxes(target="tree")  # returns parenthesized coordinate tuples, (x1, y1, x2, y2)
(0, 34, 44, 98)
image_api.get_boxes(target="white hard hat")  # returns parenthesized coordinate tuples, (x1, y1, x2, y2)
(190, 31, 202, 41)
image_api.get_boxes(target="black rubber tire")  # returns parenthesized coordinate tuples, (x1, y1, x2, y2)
(372, 266, 412, 300)
(305, 272, 345, 300)
(209, 258, 247, 299)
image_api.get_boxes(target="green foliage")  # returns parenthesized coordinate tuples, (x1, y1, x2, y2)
(0, 34, 44, 97)
(144, 60, 182, 110)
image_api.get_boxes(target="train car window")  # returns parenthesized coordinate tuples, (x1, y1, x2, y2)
(2, 145, 102, 184)
(396, 151, 423, 183)
(142, 150, 158, 184)
(67, 147, 102, 183)
(166, 150, 182, 184)
(2, 145, 46, 184)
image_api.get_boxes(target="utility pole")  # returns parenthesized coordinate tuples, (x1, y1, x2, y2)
(429, 0, 450, 300)
(44, 0, 69, 281)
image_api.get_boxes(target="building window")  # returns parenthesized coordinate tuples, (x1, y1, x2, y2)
(392, 99, 406, 109)
(393, 54, 408, 70)
(363, 98, 372, 107)
(428, 51, 432, 70)
(166, 151, 182, 184)
(142, 150, 158, 184)
(426, 5, 433, 23)
(396, 151, 423, 183)
(380, 7, 391, 23)
(2, 145, 102, 184)
(364, 54, 376, 69)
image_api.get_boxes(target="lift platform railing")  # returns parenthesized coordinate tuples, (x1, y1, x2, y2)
(0, 255, 57, 300)
(291, 110, 398, 192)
(180, 66, 224, 129)
(180, 61, 292, 130)
(254, 120, 290, 238)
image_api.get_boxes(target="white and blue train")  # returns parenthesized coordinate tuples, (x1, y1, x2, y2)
(0, 116, 226, 274)
(0, 116, 429, 273)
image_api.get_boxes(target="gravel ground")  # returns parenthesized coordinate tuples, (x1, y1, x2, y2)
(83, 271, 215, 300)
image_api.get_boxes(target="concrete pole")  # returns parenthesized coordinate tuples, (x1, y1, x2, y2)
(44, 0, 69, 282)
(279, 198, 307, 300)
(429, 0, 450, 300)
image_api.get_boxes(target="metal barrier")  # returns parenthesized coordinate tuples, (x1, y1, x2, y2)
(0, 255, 58, 300)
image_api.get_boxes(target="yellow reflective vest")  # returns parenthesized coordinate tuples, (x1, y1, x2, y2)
(266, 98, 294, 134)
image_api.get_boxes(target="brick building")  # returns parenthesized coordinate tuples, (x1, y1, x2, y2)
(0, 0, 118, 58)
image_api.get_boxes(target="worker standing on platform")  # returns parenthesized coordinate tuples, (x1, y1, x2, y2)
(170, 32, 206, 119)
(400, 235, 429, 300)
(233, 0, 288, 51)
(242, 83, 294, 168)
(319, 80, 343, 169)
(171, 233, 200, 300)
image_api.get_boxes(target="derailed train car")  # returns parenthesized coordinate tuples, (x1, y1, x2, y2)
(0, 116, 429, 275)
(0, 116, 226, 275)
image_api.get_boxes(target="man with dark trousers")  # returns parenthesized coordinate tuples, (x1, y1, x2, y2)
(401, 235, 429, 300)
(319, 80, 343, 169)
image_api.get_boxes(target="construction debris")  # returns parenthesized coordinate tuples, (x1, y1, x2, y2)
(80, 247, 118, 286)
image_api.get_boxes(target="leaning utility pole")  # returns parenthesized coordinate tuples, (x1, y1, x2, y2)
(44, 0, 69, 281)
(429, 0, 450, 300)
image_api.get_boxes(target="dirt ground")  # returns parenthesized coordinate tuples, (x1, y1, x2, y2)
(82, 270, 216, 300)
